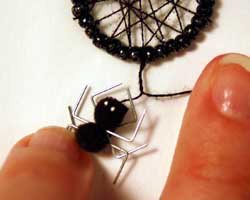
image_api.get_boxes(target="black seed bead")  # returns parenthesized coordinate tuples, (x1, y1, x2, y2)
(85, 26, 96, 38)
(174, 35, 191, 51)
(119, 47, 129, 60)
(141, 46, 157, 62)
(78, 15, 94, 28)
(85, 24, 100, 38)
(71, 0, 90, 6)
(71, 0, 80, 4)
(163, 39, 177, 53)
(196, 4, 213, 18)
(93, 33, 108, 48)
(72, 4, 87, 18)
(197, 0, 215, 7)
(129, 47, 141, 61)
(155, 44, 167, 58)
(76, 123, 109, 153)
(106, 39, 122, 55)
(184, 24, 199, 40)
(191, 15, 209, 29)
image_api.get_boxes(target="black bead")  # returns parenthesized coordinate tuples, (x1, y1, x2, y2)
(155, 44, 167, 58)
(141, 46, 157, 62)
(76, 123, 109, 153)
(72, 4, 88, 18)
(191, 15, 209, 29)
(197, 0, 215, 7)
(71, 0, 90, 6)
(106, 39, 122, 55)
(129, 47, 141, 61)
(85, 26, 99, 38)
(79, 15, 94, 28)
(93, 33, 108, 48)
(163, 39, 177, 53)
(175, 35, 191, 51)
(94, 97, 128, 131)
(184, 24, 199, 40)
(71, 0, 80, 4)
(119, 47, 129, 60)
(196, 4, 213, 18)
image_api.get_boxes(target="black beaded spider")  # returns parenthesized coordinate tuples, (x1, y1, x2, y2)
(67, 84, 147, 184)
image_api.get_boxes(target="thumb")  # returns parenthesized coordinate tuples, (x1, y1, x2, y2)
(0, 127, 93, 200)
(162, 53, 250, 200)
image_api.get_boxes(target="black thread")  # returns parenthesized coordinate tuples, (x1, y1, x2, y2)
(122, 59, 192, 102)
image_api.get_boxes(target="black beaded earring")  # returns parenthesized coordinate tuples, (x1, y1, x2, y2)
(71, 0, 215, 100)
(68, 0, 216, 184)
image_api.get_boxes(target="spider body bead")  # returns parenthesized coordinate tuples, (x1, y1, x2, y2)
(75, 97, 128, 152)
(76, 123, 109, 152)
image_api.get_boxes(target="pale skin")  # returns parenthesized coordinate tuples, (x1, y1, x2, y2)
(1, 53, 250, 200)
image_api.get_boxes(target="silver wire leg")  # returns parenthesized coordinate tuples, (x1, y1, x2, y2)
(111, 144, 129, 184)
(72, 86, 91, 124)
(91, 83, 123, 106)
(115, 143, 148, 159)
(66, 106, 78, 131)
(107, 109, 146, 142)
(124, 87, 137, 124)
(110, 143, 148, 184)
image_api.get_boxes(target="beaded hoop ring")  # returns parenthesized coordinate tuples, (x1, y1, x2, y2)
(71, 0, 215, 99)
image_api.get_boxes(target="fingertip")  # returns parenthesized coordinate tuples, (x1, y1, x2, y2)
(12, 134, 34, 148)
(162, 53, 250, 200)
(12, 126, 71, 149)
(0, 126, 94, 200)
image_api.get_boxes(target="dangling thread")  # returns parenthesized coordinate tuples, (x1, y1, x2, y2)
(122, 59, 192, 102)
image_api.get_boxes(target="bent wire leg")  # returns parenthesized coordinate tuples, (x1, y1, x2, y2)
(115, 143, 148, 159)
(72, 85, 91, 123)
(107, 109, 146, 142)
(66, 106, 78, 131)
(111, 144, 129, 184)
(123, 87, 137, 124)
(91, 83, 123, 106)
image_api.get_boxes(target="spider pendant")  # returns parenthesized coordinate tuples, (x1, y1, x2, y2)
(67, 84, 147, 184)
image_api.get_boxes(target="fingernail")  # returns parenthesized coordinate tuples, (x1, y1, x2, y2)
(212, 54, 250, 122)
(29, 127, 81, 161)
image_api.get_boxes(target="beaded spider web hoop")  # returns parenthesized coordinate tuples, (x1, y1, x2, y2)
(71, 0, 215, 100)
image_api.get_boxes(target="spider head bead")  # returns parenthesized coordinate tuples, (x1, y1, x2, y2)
(94, 97, 128, 130)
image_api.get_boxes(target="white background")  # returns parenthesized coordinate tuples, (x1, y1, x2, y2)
(0, 0, 250, 199)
